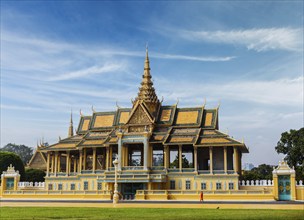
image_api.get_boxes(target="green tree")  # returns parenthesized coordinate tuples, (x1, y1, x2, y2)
(0, 151, 25, 181)
(0, 143, 33, 165)
(169, 154, 192, 168)
(24, 169, 46, 182)
(242, 164, 273, 181)
(275, 128, 304, 181)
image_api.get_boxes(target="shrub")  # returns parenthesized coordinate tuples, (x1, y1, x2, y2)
(24, 168, 46, 182)
(0, 151, 25, 181)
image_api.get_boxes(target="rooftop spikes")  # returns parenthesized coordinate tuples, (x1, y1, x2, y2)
(68, 110, 74, 137)
(135, 47, 159, 105)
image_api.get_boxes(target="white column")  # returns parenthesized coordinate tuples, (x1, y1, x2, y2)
(66, 151, 70, 176)
(117, 133, 123, 171)
(143, 135, 149, 170)
(83, 148, 86, 170)
(209, 147, 213, 174)
(233, 146, 238, 174)
(79, 150, 83, 173)
(194, 146, 198, 172)
(51, 153, 54, 173)
(93, 148, 96, 172)
(164, 146, 169, 169)
(57, 153, 61, 173)
(179, 145, 182, 172)
(46, 152, 50, 176)
(224, 146, 227, 174)
(54, 152, 58, 176)
(105, 146, 110, 170)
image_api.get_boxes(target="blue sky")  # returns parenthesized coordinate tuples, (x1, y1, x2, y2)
(1, 1, 303, 166)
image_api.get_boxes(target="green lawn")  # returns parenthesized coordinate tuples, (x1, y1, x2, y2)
(0, 207, 303, 220)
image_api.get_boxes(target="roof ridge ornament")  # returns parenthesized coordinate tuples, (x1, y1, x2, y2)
(217, 100, 221, 109)
(91, 105, 96, 113)
(133, 47, 160, 116)
(116, 101, 121, 109)
(175, 98, 179, 106)
(203, 98, 206, 107)
(68, 110, 74, 137)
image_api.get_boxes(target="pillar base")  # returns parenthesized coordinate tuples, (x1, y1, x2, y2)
(113, 191, 119, 204)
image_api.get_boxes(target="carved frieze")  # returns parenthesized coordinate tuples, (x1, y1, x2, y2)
(128, 105, 151, 124)
(129, 126, 145, 133)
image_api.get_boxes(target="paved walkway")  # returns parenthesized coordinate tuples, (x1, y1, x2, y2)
(1, 199, 303, 210)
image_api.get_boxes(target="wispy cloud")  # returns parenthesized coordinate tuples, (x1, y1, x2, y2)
(47, 63, 126, 81)
(158, 76, 303, 107)
(176, 28, 303, 52)
(152, 53, 235, 62)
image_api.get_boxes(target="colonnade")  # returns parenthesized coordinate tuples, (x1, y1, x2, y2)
(45, 145, 242, 176)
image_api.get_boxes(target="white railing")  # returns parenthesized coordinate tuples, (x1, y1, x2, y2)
(4, 190, 112, 195)
(239, 180, 273, 186)
(18, 182, 45, 189)
(136, 190, 272, 195)
(240, 180, 304, 186)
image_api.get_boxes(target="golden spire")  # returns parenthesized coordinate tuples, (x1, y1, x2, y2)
(68, 110, 74, 137)
(135, 46, 159, 105)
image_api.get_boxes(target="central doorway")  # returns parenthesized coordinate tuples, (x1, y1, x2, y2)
(121, 183, 144, 200)
(128, 144, 143, 166)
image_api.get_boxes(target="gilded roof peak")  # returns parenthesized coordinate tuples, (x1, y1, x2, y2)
(135, 48, 159, 107)
(68, 110, 74, 137)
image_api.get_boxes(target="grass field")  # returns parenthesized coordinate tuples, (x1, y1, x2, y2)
(0, 207, 303, 220)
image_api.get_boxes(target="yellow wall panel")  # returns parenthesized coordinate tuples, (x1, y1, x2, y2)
(176, 111, 198, 124)
(160, 109, 172, 121)
(200, 138, 230, 144)
(82, 119, 90, 131)
(94, 115, 114, 127)
(119, 112, 130, 124)
(204, 113, 213, 126)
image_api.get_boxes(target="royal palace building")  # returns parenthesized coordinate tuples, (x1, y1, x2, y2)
(28, 49, 249, 199)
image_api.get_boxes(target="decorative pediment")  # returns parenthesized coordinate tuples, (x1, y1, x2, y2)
(27, 151, 47, 170)
(126, 102, 154, 125)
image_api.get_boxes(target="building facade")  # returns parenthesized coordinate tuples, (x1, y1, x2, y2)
(29, 49, 248, 199)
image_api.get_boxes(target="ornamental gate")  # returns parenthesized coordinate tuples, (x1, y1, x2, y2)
(278, 175, 291, 201)
(5, 178, 15, 190)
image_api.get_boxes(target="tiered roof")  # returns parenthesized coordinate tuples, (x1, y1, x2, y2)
(40, 49, 248, 154)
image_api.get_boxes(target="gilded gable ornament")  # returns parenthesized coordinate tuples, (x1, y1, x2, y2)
(128, 106, 151, 124)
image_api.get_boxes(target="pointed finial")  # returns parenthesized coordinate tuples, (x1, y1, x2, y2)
(59, 136, 61, 141)
(175, 98, 179, 106)
(70, 109, 73, 124)
(69, 110, 74, 137)
(116, 101, 121, 109)
(144, 43, 150, 71)
(80, 109, 83, 116)
(160, 96, 164, 103)
(242, 137, 244, 143)
(217, 100, 221, 109)
(91, 105, 96, 113)
(203, 98, 206, 107)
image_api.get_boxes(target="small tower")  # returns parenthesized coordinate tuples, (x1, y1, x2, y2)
(68, 110, 74, 137)
(134, 46, 160, 116)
